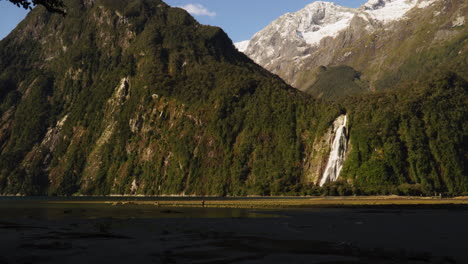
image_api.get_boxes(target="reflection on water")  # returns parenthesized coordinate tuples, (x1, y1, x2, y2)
(0, 198, 279, 220)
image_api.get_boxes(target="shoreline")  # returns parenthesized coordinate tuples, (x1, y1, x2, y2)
(1, 202, 467, 263)
(1, 197, 467, 263)
(2, 196, 467, 209)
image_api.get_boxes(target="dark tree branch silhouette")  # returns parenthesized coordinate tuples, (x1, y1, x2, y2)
(5, 0, 66, 14)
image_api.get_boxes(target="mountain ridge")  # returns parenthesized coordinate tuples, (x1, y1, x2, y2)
(0, 0, 341, 196)
(235, 0, 465, 97)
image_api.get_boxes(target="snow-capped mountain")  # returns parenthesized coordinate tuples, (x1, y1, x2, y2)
(238, 1, 356, 70)
(236, 0, 444, 89)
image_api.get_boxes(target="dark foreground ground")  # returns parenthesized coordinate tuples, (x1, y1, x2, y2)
(0, 200, 467, 264)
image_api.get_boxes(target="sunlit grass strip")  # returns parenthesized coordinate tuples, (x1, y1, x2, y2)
(46, 197, 468, 209)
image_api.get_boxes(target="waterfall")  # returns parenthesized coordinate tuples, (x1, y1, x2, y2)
(319, 115, 348, 187)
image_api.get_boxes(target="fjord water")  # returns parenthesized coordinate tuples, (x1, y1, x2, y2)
(0, 197, 279, 219)
(1, 197, 468, 263)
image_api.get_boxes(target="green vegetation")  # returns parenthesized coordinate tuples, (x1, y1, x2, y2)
(0, 0, 337, 196)
(341, 71, 467, 196)
(303, 65, 367, 100)
(0, 0, 465, 196)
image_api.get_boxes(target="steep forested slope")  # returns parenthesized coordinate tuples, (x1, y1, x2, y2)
(0, 0, 340, 196)
(0, 0, 466, 196)
(341, 71, 467, 195)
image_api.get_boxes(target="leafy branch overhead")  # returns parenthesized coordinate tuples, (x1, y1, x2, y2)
(6, 0, 65, 14)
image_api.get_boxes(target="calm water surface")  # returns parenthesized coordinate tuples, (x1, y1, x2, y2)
(0, 197, 282, 219)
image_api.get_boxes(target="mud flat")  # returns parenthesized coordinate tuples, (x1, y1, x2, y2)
(0, 197, 467, 263)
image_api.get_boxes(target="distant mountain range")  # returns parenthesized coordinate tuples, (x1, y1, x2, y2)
(0, 0, 466, 196)
(236, 0, 467, 99)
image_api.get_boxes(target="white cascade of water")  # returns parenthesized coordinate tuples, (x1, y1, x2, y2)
(319, 115, 348, 187)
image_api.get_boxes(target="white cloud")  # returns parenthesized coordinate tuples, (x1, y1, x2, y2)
(179, 4, 216, 17)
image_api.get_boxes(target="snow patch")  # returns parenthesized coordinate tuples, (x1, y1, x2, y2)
(363, 0, 419, 24)
(417, 0, 438, 9)
(452, 15, 465, 27)
(234, 40, 250, 52)
(301, 12, 355, 46)
(293, 2, 356, 46)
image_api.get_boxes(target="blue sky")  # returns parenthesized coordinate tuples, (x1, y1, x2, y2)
(0, 0, 368, 42)
(0, 1, 29, 40)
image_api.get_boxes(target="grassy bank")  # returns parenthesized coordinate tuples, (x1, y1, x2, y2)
(44, 196, 468, 209)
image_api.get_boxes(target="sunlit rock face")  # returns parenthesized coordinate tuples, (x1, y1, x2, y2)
(319, 115, 347, 186)
(236, 0, 446, 92)
(237, 2, 356, 86)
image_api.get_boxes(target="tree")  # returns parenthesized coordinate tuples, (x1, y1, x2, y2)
(5, 0, 65, 14)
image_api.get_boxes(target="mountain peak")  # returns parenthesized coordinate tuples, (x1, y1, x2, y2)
(236, 1, 356, 70)
(305, 1, 338, 8)
(252, 0, 356, 46)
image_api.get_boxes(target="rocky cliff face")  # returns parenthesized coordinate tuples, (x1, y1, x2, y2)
(237, 0, 466, 98)
(303, 114, 349, 186)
